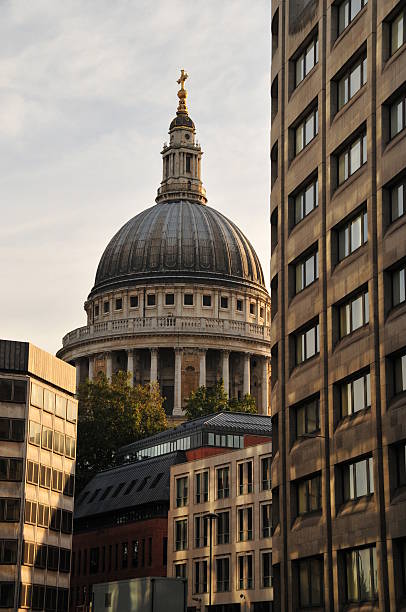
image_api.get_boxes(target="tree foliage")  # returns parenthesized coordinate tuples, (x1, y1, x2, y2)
(76, 372, 167, 492)
(184, 379, 257, 420)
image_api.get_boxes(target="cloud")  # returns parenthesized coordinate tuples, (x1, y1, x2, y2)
(0, 0, 270, 354)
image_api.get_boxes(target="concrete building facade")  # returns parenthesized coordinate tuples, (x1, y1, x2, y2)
(57, 72, 271, 422)
(270, 0, 406, 610)
(168, 442, 273, 612)
(0, 340, 77, 611)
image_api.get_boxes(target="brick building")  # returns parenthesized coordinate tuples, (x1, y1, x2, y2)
(270, 0, 406, 610)
(0, 339, 77, 611)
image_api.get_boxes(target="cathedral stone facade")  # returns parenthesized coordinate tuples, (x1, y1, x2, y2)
(57, 72, 270, 420)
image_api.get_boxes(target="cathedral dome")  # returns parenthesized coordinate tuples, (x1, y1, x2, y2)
(90, 200, 265, 297)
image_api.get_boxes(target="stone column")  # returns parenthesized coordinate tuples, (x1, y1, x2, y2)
(222, 350, 230, 397)
(105, 352, 113, 382)
(173, 348, 183, 415)
(243, 353, 251, 397)
(88, 356, 94, 381)
(150, 348, 158, 383)
(127, 349, 134, 386)
(199, 349, 207, 387)
(75, 360, 81, 391)
(261, 356, 269, 415)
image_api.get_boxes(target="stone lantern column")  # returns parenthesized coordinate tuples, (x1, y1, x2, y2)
(261, 356, 269, 415)
(127, 349, 134, 386)
(243, 353, 251, 397)
(222, 350, 230, 397)
(75, 360, 81, 391)
(199, 349, 207, 387)
(105, 352, 113, 382)
(173, 348, 183, 415)
(150, 348, 159, 383)
(88, 356, 94, 381)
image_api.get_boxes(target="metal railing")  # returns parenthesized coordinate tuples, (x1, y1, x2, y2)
(62, 315, 270, 347)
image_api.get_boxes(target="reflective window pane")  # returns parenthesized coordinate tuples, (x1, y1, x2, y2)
(351, 216, 362, 251)
(350, 139, 361, 175)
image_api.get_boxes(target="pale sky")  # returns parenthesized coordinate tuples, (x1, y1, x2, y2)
(0, 0, 270, 356)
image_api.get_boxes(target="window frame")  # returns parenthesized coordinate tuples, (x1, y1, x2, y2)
(339, 288, 369, 338)
(337, 0, 368, 36)
(337, 53, 367, 110)
(390, 8, 406, 55)
(342, 456, 374, 501)
(293, 175, 319, 226)
(294, 35, 319, 87)
(337, 207, 368, 261)
(296, 473, 322, 516)
(297, 556, 324, 608)
(294, 107, 319, 156)
(294, 396, 320, 439)
(295, 321, 320, 365)
(343, 545, 378, 604)
(337, 131, 367, 186)
(295, 250, 319, 293)
(390, 92, 406, 139)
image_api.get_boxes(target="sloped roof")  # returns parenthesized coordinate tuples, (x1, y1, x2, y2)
(74, 452, 185, 519)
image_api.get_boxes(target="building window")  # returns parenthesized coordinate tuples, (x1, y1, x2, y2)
(237, 506, 253, 541)
(103, 301, 110, 314)
(236, 298, 243, 312)
(202, 294, 212, 307)
(0, 458, 23, 482)
(0, 418, 24, 442)
(295, 35, 319, 86)
(295, 250, 319, 293)
(220, 296, 228, 309)
(53, 431, 65, 455)
(391, 7, 406, 55)
(0, 582, 15, 608)
(174, 562, 186, 578)
(0, 539, 17, 564)
(343, 545, 377, 603)
(338, 0, 368, 35)
(339, 289, 369, 337)
(262, 551, 272, 588)
(195, 471, 209, 504)
(394, 538, 406, 598)
(115, 298, 122, 310)
(0, 498, 20, 523)
(175, 519, 188, 551)
(194, 515, 208, 548)
(390, 92, 406, 140)
(392, 441, 406, 492)
(165, 293, 175, 306)
(184, 293, 193, 306)
(338, 54, 367, 109)
(147, 294, 156, 307)
(295, 107, 318, 156)
(175, 476, 188, 507)
(238, 461, 253, 495)
(194, 559, 208, 594)
(41, 427, 53, 451)
(342, 456, 374, 501)
(216, 557, 230, 592)
(130, 295, 139, 308)
(261, 456, 272, 490)
(90, 547, 99, 574)
(94, 304, 99, 317)
(0, 378, 26, 403)
(394, 351, 406, 395)
(217, 466, 230, 499)
(338, 131, 367, 185)
(185, 154, 191, 173)
(294, 396, 320, 439)
(391, 179, 406, 222)
(339, 371, 371, 418)
(250, 302, 256, 316)
(261, 503, 272, 538)
(296, 556, 323, 607)
(238, 554, 253, 590)
(296, 473, 322, 515)
(338, 208, 368, 260)
(295, 321, 320, 365)
(216, 511, 230, 545)
(293, 176, 318, 226)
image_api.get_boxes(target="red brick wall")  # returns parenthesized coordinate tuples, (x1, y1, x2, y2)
(185, 446, 228, 461)
(70, 517, 168, 610)
(244, 434, 272, 448)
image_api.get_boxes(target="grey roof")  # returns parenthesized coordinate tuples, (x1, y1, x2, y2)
(169, 113, 195, 130)
(74, 452, 185, 520)
(119, 412, 272, 456)
(90, 201, 266, 297)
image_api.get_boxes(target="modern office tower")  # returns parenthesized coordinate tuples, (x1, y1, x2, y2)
(0, 340, 77, 611)
(270, 1, 406, 610)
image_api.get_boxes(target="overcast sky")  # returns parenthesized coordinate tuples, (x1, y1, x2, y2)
(0, 0, 270, 356)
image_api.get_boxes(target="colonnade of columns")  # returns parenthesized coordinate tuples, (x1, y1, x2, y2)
(78, 347, 269, 415)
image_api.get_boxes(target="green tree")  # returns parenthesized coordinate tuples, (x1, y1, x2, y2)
(76, 371, 167, 492)
(184, 379, 257, 420)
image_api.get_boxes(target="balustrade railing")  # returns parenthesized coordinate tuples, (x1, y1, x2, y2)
(62, 315, 270, 347)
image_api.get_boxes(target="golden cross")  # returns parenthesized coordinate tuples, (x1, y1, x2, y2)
(177, 69, 188, 91)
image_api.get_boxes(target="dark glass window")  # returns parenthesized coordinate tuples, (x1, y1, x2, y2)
(394, 351, 406, 395)
(147, 294, 156, 306)
(390, 93, 406, 139)
(216, 557, 230, 592)
(220, 296, 229, 309)
(338, 0, 368, 35)
(40, 465, 51, 489)
(238, 461, 253, 495)
(393, 442, 406, 491)
(202, 294, 212, 307)
(344, 545, 378, 603)
(216, 511, 230, 545)
(297, 474, 322, 515)
(130, 295, 139, 308)
(50, 508, 62, 532)
(295, 107, 318, 155)
(237, 506, 253, 541)
(216, 466, 230, 499)
(0, 378, 26, 403)
(390, 178, 406, 224)
(262, 551, 272, 588)
(297, 557, 323, 607)
(338, 209, 368, 260)
(175, 562, 186, 578)
(195, 471, 209, 503)
(238, 554, 253, 589)
(261, 456, 272, 490)
(295, 36, 319, 86)
(0, 582, 15, 607)
(41, 427, 53, 451)
(392, 264, 406, 307)
(295, 322, 320, 364)
(261, 503, 272, 538)
(165, 293, 175, 306)
(176, 476, 188, 507)
(194, 559, 208, 594)
(294, 396, 320, 438)
(175, 519, 187, 551)
(0, 498, 20, 522)
(122, 542, 128, 569)
(295, 250, 318, 292)
(0, 458, 23, 481)
(0, 539, 18, 564)
(343, 456, 374, 501)
(338, 54, 367, 109)
(26, 460, 39, 485)
(391, 8, 406, 55)
(194, 515, 208, 548)
(236, 299, 243, 312)
(340, 372, 370, 417)
(103, 301, 110, 313)
(338, 132, 367, 185)
(294, 176, 318, 225)
(339, 289, 369, 337)
(115, 297, 122, 310)
(184, 293, 193, 306)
